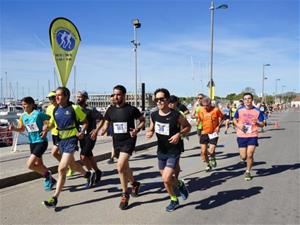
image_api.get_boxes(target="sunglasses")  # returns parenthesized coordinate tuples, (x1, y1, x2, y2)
(154, 97, 167, 103)
(243, 98, 252, 100)
(49, 96, 56, 100)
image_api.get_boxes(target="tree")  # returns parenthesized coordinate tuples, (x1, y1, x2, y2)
(225, 93, 237, 102)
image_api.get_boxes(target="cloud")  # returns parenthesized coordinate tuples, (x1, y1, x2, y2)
(1, 34, 298, 99)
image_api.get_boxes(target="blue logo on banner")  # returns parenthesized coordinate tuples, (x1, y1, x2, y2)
(56, 29, 75, 51)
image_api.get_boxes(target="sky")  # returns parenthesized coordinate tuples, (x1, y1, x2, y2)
(0, 0, 299, 100)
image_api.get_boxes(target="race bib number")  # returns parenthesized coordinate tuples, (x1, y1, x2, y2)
(243, 124, 252, 134)
(155, 122, 170, 136)
(25, 122, 39, 133)
(208, 132, 218, 139)
(113, 122, 127, 134)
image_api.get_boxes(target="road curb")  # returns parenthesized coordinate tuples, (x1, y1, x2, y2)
(0, 131, 197, 189)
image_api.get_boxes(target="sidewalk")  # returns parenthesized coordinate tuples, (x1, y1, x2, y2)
(0, 129, 197, 189)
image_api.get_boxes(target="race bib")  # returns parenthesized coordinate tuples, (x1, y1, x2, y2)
(25, 122, 39, 133)
(155, 122, 170, 136)
(243, 124, 252, 134)
(208, 132, 218, 139)
(113, 122, 127, 134)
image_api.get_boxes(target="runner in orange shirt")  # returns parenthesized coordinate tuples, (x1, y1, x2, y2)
(197, 97, 224, 171)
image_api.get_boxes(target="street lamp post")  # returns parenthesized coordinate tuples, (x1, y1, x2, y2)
(131, 19, 141, 108)
(275, 78, 280, 95)
(275, 78, 280, 103)
(209, 0, 228, 99)
(262, 63, 271, 102)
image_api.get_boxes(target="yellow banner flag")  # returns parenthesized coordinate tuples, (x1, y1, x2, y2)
(49, 17, 81, 87)
(207, 80, 216, 100)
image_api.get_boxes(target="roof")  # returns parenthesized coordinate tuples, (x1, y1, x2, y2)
(292, 96, 300, 101)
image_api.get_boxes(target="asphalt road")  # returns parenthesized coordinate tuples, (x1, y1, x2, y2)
(1, 111, 299, 225)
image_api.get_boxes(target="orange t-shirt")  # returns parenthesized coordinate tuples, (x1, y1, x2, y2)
(198, 107, 223, 134)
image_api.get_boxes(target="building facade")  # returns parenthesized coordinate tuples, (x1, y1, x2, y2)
(87, 93, 155, 111)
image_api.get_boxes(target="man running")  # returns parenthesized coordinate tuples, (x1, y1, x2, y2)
(43, 87, 95, 208)
(197, 97, 224, 172)
(46, 91, 61, 162)
(233, 92, 264, 181)
(107, 93, 117, 164)
(96, 85, 145, 210)
(146, 88, 191, 212)
(168, 95, 187, 180)
(191, 93, 205, 141)
(46, 91, 74, 178)
(223, 103, 231, 134)
(77, 90, 104, 184)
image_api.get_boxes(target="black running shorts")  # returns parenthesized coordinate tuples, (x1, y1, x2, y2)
(30, 141, 48, 158)
(79, 135, 96, 157)
(200, 134, 218, 145)
(113, 137, 137, 157)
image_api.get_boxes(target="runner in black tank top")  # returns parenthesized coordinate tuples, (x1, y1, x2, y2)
(95, 85, 145, 210)
(146, 88, 191, 212)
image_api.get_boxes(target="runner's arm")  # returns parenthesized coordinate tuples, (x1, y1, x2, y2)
(146, 117, 154, 139)
(77, 118, 88, 139)
(169, 114, 191, 144)
(9, 119, 25, 133)
(90, 118, 104, 140)
(98, 120, 110, 136)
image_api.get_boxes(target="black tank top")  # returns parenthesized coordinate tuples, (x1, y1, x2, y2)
(151, 109, 183, 155)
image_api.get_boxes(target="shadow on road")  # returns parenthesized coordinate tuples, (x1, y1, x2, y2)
(216, 152, 240, 160)
(178, 186, 263, 210)
(254, 163, 300, 177)
(184, 161, 266, 192)
(267, 128, 286, 131)
(130, 153, 157, 162)
(258, 136, 272, 139)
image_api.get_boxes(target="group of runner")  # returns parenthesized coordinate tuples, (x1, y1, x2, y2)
(191, 92, 265, 180)
(9, 85, 266, 212)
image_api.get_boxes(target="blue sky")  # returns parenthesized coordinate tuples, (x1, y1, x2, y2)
(1, 0, 299, 100)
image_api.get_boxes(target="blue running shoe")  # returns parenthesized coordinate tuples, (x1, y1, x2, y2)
(177, 180, 189, 200)
(43, 171, 55, 191)
(165, 200, 179, 212)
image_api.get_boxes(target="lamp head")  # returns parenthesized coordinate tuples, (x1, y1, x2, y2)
(216, 4, 228, 9)
(132, 19, 141, 28)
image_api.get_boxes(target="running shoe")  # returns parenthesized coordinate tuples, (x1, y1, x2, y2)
(205, 164, 212, 172)
(66, 168, 75, 177)
(119, 193, 130, 210)
(131, 181, 141, 197)
(43, 172, 56, 191)
(165, 199, 179, 212)
(94, 170, 102, 184)
(210, 156, 217, 168)
(239, 159, 246, 165)
(224, 130, 227, 135)
(244, 171, 252, 181)
(177, 180, 189, 200)
(43, 196, 57, 208)
(86, 171, 95, 188)
(107, 158, 115, 164)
